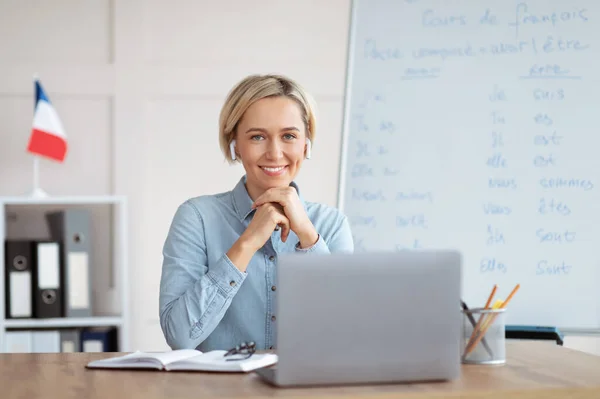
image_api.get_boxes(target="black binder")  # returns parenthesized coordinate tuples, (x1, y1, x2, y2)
(31, 241, 63, 318)
(4, 240, 34, 319)
(505, 325, 564, 346)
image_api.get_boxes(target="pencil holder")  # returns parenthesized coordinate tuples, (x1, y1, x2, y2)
(461, 308, 506, 365)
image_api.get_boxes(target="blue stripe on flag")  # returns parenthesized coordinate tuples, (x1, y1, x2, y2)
(35, 80, 51, 105)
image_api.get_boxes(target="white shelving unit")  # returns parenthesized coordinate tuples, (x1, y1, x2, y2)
(0, 195, 130, 352)
(4, 316, 124, 329)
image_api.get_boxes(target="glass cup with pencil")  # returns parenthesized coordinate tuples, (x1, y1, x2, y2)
(461, 284, 520, 365)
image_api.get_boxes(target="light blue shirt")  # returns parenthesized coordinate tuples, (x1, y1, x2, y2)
(159, 176, 354, 351)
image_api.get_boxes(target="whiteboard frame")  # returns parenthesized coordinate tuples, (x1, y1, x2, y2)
(336, 0, 358, 212)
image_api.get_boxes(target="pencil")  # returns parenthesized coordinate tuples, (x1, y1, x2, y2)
(484, 285, 498, 309)
(464, 284, 520, 357)
(500, 284, 520, 308)
(462, 285, 497, 359)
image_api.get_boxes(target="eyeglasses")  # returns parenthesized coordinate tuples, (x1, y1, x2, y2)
(224, 341, 256, 361)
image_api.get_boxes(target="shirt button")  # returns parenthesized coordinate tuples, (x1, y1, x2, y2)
(271, 315, 276, 322)
(271, 285, 276, 291)
(269, 255, 275, 261)
(229, 281, 236, 287)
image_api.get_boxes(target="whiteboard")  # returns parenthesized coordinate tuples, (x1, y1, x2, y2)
(338, 0, 600, 332)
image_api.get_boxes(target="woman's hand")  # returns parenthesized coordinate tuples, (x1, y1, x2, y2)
(242, 202, 291, 250)
(228, 203, 290, 272)
(251, 187, 319, 248)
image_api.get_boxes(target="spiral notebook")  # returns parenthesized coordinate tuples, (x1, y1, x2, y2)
(86, 349, 278, 372)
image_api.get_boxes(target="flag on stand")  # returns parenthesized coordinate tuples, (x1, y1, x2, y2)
(26, 78, 68, 162)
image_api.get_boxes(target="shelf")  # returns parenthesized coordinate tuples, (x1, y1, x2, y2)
(3, 316, 123, 329)
(0, 194, 130, 351)
(0, 195, 126, 205)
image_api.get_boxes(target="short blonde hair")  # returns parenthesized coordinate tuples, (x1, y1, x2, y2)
(219, 74, 316, 163)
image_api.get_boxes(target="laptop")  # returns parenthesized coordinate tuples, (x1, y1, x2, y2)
(254, 250, 462, 387)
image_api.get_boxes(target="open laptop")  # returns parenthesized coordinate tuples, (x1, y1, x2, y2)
(254, 250, 462, 387)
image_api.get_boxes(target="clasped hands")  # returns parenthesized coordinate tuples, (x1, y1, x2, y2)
(242, 187, 319, 250)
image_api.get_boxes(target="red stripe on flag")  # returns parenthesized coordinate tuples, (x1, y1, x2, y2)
(27, 129, 67, 162)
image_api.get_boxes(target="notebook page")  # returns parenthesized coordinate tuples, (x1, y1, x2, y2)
(87, 349, 202, 369)
(144, 349, 203, 365)
(86, 351, 161, 369)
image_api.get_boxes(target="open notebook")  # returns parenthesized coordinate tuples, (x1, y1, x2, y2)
(86, 349, 278, 372)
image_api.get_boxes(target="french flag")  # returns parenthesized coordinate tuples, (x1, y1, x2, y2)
(26, 78, 68, 162)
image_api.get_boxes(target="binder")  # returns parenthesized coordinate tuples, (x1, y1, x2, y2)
(32, 241, 63, 318)
(505, 325, 564, 346)
(46, 209, 93, 317)
(81, 327, 118, 352)
(60, 329, 80, 352)
(4, 240, 34, 319)
(4, 331, 33, 353)
(32, 330, 61, 353)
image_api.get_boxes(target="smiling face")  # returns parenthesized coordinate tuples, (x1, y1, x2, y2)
(234, 96, 308, 200)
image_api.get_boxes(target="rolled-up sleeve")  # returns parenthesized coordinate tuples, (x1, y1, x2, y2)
(159, 201, 246, 350)
(295, 215, 354, 255)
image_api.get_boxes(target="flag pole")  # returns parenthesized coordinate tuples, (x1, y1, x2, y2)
(29, 155, 48, 198)
(27, 73, 49, 198)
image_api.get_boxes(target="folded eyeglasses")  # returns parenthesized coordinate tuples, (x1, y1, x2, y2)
(223, 341, 256, 361)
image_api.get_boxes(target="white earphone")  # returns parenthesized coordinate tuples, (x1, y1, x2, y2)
(230, 140, 237, 160)
(305, 138, 311, 159)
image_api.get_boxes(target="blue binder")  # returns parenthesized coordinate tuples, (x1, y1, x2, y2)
(80, 327, 118, 352)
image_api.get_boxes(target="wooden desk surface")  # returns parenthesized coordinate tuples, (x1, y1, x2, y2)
(2, 341, 600, 399)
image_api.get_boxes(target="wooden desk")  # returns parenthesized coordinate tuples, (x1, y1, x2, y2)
(1, 341, 599, 399)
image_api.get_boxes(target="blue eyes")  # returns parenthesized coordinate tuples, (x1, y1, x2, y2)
(250, 134, 296, 141)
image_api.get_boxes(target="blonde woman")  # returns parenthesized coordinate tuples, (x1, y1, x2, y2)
(159, 74, 354, 351)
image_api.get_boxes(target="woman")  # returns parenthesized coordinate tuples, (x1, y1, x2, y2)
(159, 74, 354, 352)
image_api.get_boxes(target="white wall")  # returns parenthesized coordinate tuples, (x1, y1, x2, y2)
(1, 0, 599, 357)
(0, 0, 352, 351)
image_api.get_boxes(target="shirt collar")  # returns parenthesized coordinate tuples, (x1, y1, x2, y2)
(231, 175, 307, 222)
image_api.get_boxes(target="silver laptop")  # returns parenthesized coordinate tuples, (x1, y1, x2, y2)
(254, 250, 462, 387)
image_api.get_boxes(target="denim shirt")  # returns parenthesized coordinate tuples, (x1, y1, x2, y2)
(159, 176, 354, 351)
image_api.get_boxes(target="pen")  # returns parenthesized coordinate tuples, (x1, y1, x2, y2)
(461, 300, 494, 358)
